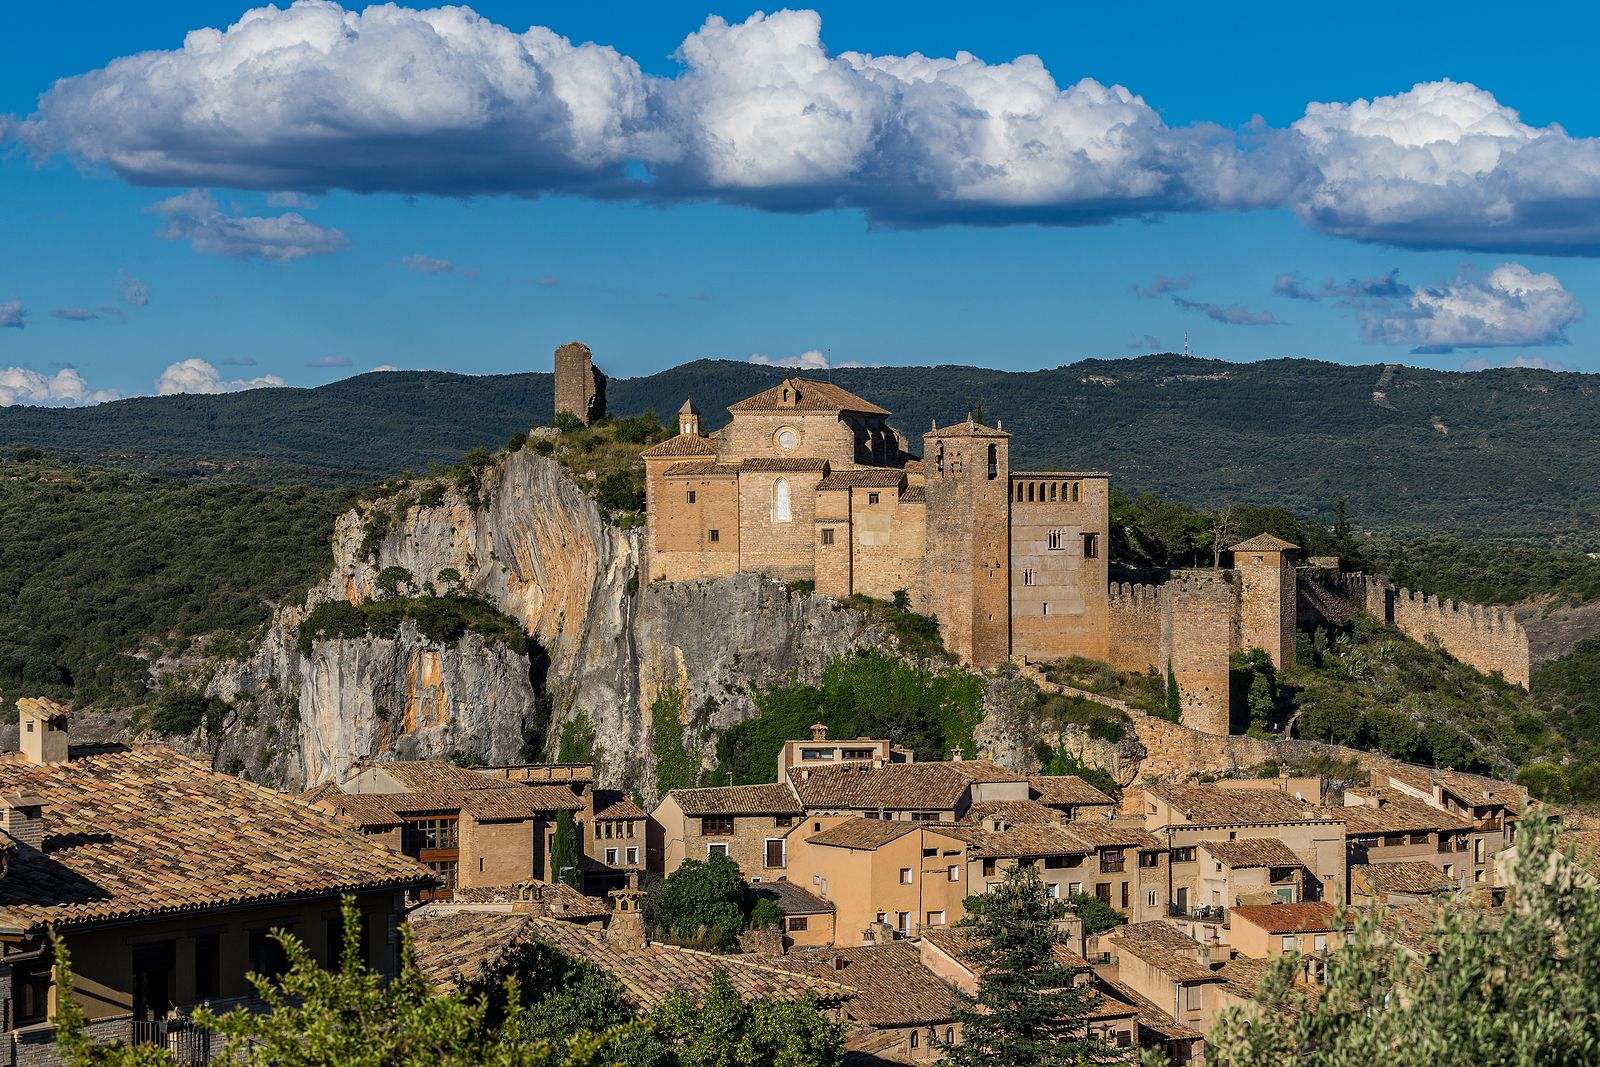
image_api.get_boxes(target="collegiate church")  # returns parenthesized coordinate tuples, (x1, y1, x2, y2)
(556, 344, 1302, 735)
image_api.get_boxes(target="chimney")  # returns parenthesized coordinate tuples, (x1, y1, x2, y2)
(607, 871, 648, 948)
(0, 794, 44, 853)
(17, 698, 70, 766)
(809, 723, 828, 742)
(951, 746, 964, 762)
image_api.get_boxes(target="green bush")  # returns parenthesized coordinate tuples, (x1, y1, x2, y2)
(296, 595, 525, 657)
(647, 852, 746, 948)
(1032, 743, 1119, 798)
(149, 685, 228, 737)
(551, 411, 583, 433)
(1515, 762, 1573, 803)
(1066, 892, 1127, 936)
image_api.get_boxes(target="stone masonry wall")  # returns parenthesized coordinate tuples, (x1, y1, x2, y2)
(1106, 582, 1162, 673)
(1310, 573, 1530, 688)
(1160, 571, 1237, 736)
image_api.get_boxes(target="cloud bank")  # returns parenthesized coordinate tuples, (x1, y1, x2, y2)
(155, 358, 287, 394)
(748, 349, 866, 370)
(147, 190, 348, 260)
(1357, 262, 1584, 352)
(0, 299, 27, 329)
(0, 367, 118, 407)
(12, 5, 1600, 251)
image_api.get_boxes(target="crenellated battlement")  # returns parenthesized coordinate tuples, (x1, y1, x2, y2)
(1108, 580, 1162, 616)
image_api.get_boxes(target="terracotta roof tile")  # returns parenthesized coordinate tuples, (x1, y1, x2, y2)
(662, 460, 739, 477)
(1333, 790, 1472, 834)
(0, 746, 431, 932)
(668, 783, 802, 816)
(937, 758, 1024, 784)
(448, 882, 609, 921)
(1147, 784, 1329, 826)
(792, 763, 973, 811)
(727, 378, 890, 416)
(1375, 766, 1524, 815)
(1214, 956, 1321, 1014)
(900, 486, 926, 504)
(923, 421, 1009, 439)
(921, 926, 1090, 973)
(641, 434, 719, 458)
(738, 457, 832, 472)
(1229, 534, 1300, 553)
(533, 919, 851, 1010)
(1352, 862, 1452, 896)
(1063, 819, 1165, 851)
(1228, 902, 1347, 934)
(1109, 924, 1219, 983)
(593, 792, 647, 821)
(1030, 776, 1114, 808)
(774, 942, 956, 1027)
(1199, 838, 1306, 868)
(960, 799, 1064, 827)
(749, 878, 835, 915)
(939, 822, 1087, 860)
(815, 470, 909, 491)
(1096, 976, 1206, 1041)
(410, 911, 541, 994)
(806, 818, 924, 851)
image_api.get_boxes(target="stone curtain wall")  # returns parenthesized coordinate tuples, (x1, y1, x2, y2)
(1307, 573, 1530, 688)
(1107, 582, 1162, 672)
(1391, 589, 1530, 688)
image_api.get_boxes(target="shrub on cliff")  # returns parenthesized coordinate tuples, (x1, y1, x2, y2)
(295, 595, 525, 657)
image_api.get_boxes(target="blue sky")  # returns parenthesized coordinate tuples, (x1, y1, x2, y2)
(3, 1, 1600, 404)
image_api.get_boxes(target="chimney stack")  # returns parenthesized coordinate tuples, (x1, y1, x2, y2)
(809, 723, 828, 742)
(607, 871, 648, 948)
(951, 746, 964, 762)
(17, 698, 70, 766)
(0, 794, 44, 853)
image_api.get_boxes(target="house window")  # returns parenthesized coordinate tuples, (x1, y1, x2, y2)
(1314, 934, 1327, 951)
(1047, 883, 1061, 899)
(424, 861, 458, 899)
(946, 1028, 955, 1045)
(626, 847, 639, 865)
(194, 934, 221, 1000)
(1043, 603, 1050, 615)
(821, 528, 835, 546)
(1139, 851, 1160, 868)
(1148, 890, 1158, 909)
(1172, 847, 1196, 863)
(708, 529, 720, 543)
(1071, 482, 1081, 502)
(1082, 532, 1099, 559)
(13, 959, 50, 1026)
(897, 912, 911, 934)
(777, 428, 796, 449)
(605, 848, 618, 865)
(1122, 883, 1130, 909)
(983, 859, 997, 877)
(249, 927, 293, 981)
(900, 867, 913, 884)
(868, 492, 880, 505)
(1069, 882, 1083, 896)
(702, 815, 734, 836)
(927, 911, 946, 927)
(775, 815, 794, 828)
(910, 1031, 919, 1050)
(789, 916, 808, 931)
(948, 864, 961, 881)
(405, 818, 458, 851)
(1047, 529, 1064, 551)
(687, 490, 696, 504)
(1101, 849, 1125, 873)
(765, 839, 786, 868)
(1095, 883, 1112, 904)
(1282, 935, 1295, 952)
(708, 843, 729, 858)
(1023, 568, 1036, 587)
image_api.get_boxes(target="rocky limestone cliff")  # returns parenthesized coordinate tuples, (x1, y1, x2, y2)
(198, 449, 886, 796)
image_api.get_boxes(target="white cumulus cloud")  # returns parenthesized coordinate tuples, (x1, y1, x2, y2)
(0, 299, 27, 329)
(1359, 262, 1584, 352)
(155, 358, 287, 394)
(748, 349, 869, 370)
(0, 367, 118, 407)
(1290, 80, 1600, 254)
(147, 190, 348, 261)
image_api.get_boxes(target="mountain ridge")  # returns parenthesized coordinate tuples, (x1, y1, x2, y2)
(3, 353, 1596, 545)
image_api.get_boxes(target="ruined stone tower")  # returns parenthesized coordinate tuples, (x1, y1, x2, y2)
(554, 341, 606, 426)
(1231, 534, 1298, 670)
(922, 417, 1011, 669)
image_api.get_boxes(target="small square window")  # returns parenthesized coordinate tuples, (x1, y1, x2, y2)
(821, 528, 835, 546)
(899, 867, 913, 884)
(867, 492, 880, 505)
(708, 529, 720, 543)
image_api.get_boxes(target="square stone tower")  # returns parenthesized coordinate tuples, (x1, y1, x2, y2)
(1231, 534, 1299, 670)
(554, 341, 606, 426)
(922, 417, 1011, 668)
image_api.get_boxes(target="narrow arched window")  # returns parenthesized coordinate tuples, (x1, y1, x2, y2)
(773, 478, 791, 522)
(1071, 481, 1081, 502)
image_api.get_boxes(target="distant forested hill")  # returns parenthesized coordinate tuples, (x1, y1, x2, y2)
(3, 354, 1597, 545)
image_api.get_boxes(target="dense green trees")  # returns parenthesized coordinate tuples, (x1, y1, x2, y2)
(645, 853, 750, 949)
(295, 594, 526, 656)
(945, 863, 1130, 1067)
(713, 650, 985, 785)
(551, 812, 582, 889)
(1153, 812, 1600, 1067)
(0, 458, 352, 708)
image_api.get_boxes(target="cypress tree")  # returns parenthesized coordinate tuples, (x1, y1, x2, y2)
(943, 862, 1130, 1066)
(1165, 659, 1182, 722)
(551, 810, 581, 890)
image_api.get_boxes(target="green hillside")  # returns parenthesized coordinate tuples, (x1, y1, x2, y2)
(2, 355, 1596, 545)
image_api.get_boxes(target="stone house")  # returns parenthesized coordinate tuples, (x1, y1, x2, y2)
(783, 817, 970, 942)
(1365, 766, 1525, 890)
(748, 878, 838, 950)
(1348, 861, 1454, 904)
(1193, 838, 1309, 909)
(583, 791, 647, 891)
(649, 783, 804, 880)
(1332, 788, 1478, 889)
(1226, 902, 1347, 961)
(0, 708, 430, 1063)
(1029, 775, 1116, 819)
(1100, 922, 1224, 1038)
(305, 759, 587, 897)
(776, 723, 909, 785)
(1144, 782, 1347, 931)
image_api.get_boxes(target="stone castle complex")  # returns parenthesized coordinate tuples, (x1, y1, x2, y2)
(553, 346, 1530, 734)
